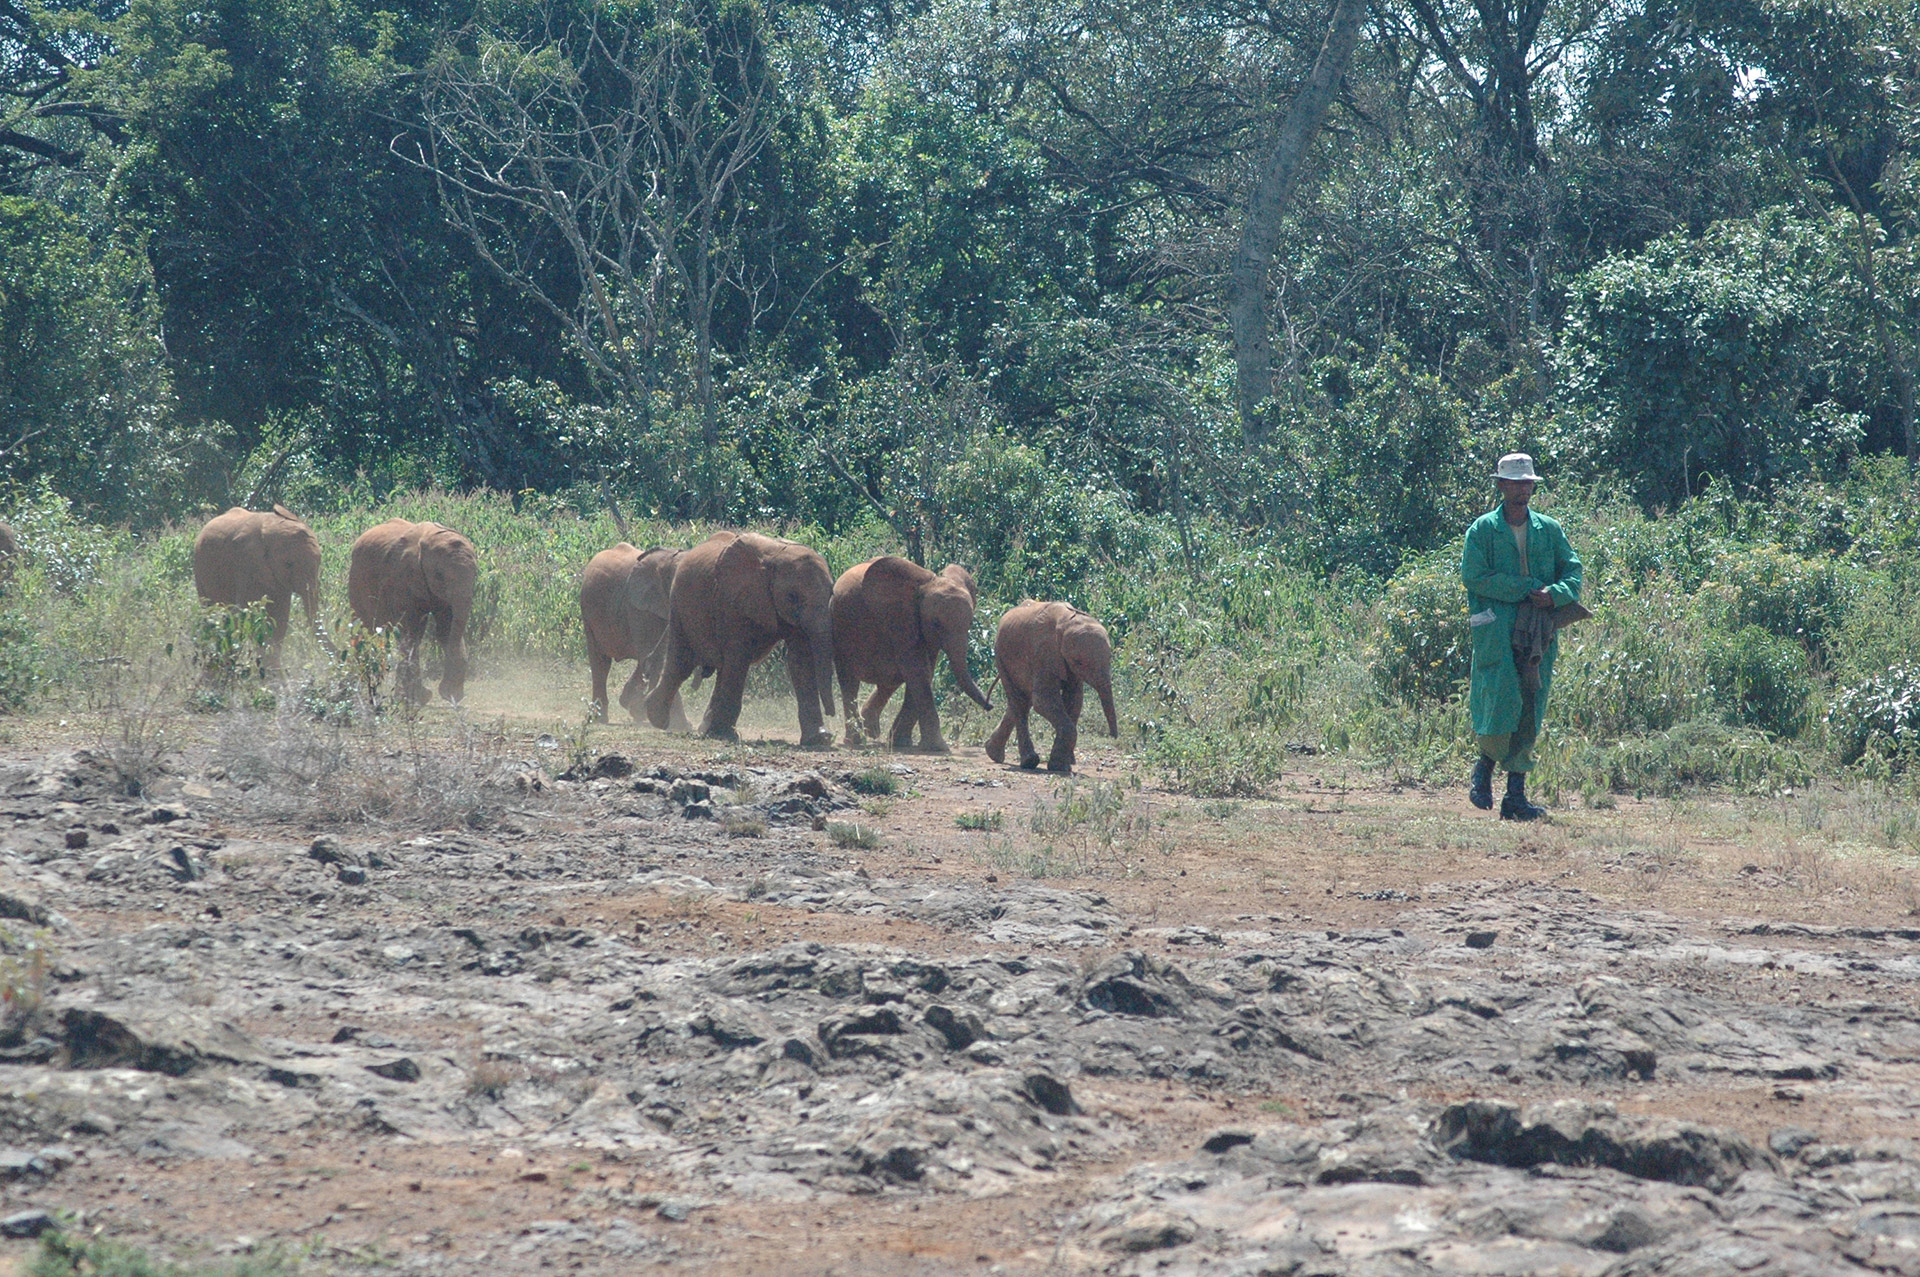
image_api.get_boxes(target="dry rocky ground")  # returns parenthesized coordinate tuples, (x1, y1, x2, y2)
(0, 683, 1916, 1275)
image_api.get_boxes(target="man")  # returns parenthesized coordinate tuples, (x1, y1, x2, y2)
(1460, 453, 1582, 820)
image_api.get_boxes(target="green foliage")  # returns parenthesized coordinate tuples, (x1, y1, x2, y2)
(1371, 559, 1469, 704)
(28, 1231, 303, 1277)
(1701, 625, 1814, 738)
(1829, 664, 1920, 766)
(1551, 211, 1873, 508)
(847, 767, 902, 796)
(0, 609, 44, 713)
(1700, 544, 1860, 652)
(1549, 721, 1815, 799)
(955, 809, 1003, 831)
(191, 601, 276, 693)
(826, 821, 881, 849)
(0, 201, 196, 525)
(1259, 350, 1482, 576)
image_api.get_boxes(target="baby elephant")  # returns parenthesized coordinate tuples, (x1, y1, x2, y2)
(580, 543, 689, 730)
(192, 505, 324, 670)
(348, 519, 478, 704)
(984, 600, 1118, 773)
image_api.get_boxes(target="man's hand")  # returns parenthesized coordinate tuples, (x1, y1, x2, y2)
(1528, 588, 1554, 609)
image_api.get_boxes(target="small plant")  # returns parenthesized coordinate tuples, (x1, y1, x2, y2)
(848, 766, 902, 796)
(1202, 800, 1240, 819)
(0, 926, 53, 1042)
(720, 808, 767, 838)
(860, 797, 894, 817)
(29, 1230, 307, 1276)
(826, 820, 881, 849)
(191, 600, 276, 699)
(332, 621, 396, 712)
(955, 809, 1004, 831)
(467, 1058, 521, 1101)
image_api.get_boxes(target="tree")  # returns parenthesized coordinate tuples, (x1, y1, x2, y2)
(1228, 0, 1368, 431)
(415, 0, 795, 511)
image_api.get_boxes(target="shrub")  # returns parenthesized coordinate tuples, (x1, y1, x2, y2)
(1372, 559, 1469, 704)
(847, 767, 902, 796)
(1701, 625, 1814, 738)
(1829, 664, 1920, 766)
(1552, 719, 1814, 797)
(0, 609, 44, 712)
(826, 821, 881, 849)
(1699, 544, 1859, 653)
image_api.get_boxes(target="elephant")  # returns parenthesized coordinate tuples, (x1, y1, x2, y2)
(645, 530, 836, 745)
(984, 600, 1119, 773)
(580, 543, 690, 730)
(0, 521, 16, 585)
(192, 505, 324, 670)
(347, 519, 479, 704)
(831, 556, 991, 751)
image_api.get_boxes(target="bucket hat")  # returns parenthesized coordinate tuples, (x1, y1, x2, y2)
(1493, 453, 1541, 482)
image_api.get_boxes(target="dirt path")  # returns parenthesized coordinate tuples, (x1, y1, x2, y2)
(0, 698, 1916, 1274)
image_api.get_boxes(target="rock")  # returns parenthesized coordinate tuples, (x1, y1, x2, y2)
(143, 804, 190, 824)
(1021, 1072, 1079, 1116)
(1769, 1127, 1820, 1157)
(61, 1005, 264, 1075)
(0, 1150, 38, 1179)
(681, 801, 715, 821)
(0, 891, 50, 925)
(923, 1005, 985, 1051)
(309, 835, 364, 866)
(656, 1199, 697, 1222)
(1435, 1099, 1773, 1193)
(1103, 1209, 1196, 1253)
(0, 1209, 53, 1238)
(337, 865, 369, 886)
(63, 829, 88, 849)
(1201, 1129, 1256, 1155)
(1465, 930, 1499, 948)
(593, 753, 635, 779)
(365, 1057, 421, 1083)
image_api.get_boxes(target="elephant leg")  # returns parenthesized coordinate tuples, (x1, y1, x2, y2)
(645, 629, 698, 731)
(587, 645, 613, 723)
(893, 661, 944, 753)
(397, 615, 430, 706)
(699, 642, 754, 741)
(1036, 679, 1079, 773)
(264, 592, 293, 674)
(437, 604, 471, 702)
(862, 678, 900, 743)
(839, 663, 866, 746)
(784, 639, 830, 748)
(619, 661, 656, 725)
(987, 681, 1036, 768)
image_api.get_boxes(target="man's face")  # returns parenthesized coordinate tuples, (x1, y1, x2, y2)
(1497, 478, 1536, 506)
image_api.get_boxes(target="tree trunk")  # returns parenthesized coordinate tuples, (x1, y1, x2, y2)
(1229, 0, 1368, 437)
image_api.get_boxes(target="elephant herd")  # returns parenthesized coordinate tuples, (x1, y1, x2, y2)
(187, 506, 1119, 772)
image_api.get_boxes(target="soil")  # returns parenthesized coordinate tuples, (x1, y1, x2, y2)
(0, 687, 1917, 1276)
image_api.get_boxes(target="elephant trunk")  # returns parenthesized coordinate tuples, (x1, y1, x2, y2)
(947, 635, 991, 710)
(1093, 674, 1119, 738)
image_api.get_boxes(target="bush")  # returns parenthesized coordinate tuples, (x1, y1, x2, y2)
(1701, 625, 1814, 738)
(1372, 559, 1469, 704)
(1552, 719, 1814, 797)
(1829, 664, 1920, 765)
(0, 609, 44, 712)
(1700, 544, 1859, 652)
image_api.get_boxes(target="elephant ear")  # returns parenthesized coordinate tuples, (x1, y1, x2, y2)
(938, 564, 978, 602)
(717, 534, 780, 632)
(272, 504, 297, 522)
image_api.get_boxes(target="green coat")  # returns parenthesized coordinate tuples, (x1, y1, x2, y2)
(1460, 506, 1583, 737)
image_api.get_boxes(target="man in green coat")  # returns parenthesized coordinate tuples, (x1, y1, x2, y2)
(1461, 453, 1583, 820)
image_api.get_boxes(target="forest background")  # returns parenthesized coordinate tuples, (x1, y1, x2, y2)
(3, 0, 1920, 811)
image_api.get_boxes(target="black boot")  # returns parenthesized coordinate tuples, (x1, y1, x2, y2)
(1500, 771, 1546, 821)
(1469, 756, 1494, 810)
